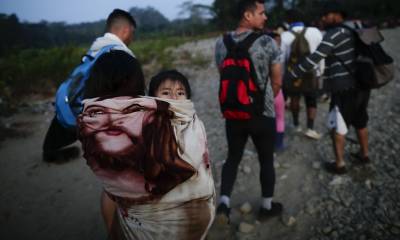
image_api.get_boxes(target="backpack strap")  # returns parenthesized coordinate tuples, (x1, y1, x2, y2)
(223, 33, 234, 51)
(289, 27, 307, 38)
(300, 27, 307, 37)
(69, 44, 119, 106)
(239, 32, 263, 51)
(223, 32, 263, 52)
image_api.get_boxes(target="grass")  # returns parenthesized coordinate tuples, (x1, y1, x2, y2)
(0, 33, 216, 110)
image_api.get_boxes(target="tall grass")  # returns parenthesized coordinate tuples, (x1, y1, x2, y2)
(0, 34, 212, 105)
(0, 46, 86, 99)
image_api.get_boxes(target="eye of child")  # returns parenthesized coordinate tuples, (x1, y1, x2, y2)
(161, 90, 171, 96)
(177, 91, 186, 96)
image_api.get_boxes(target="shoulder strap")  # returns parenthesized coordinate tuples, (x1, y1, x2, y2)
(82, 44, 118, 63)
(289, 27, 307, 38)
(239, 32, 263, 51)
(300, 27, 307, 36)
(223, 33, 236, 52)
(223, 32, 262, 53)
(289, 29, 299, 38)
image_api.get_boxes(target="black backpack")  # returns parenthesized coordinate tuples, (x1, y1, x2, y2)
(337, 25, 394, 90)
(219, 32, 264, 120)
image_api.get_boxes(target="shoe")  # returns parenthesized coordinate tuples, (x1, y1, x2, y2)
(304, 129, 322, 140)
(294, 126, 302, 133)
(324, 162, 347, 174)
(320, 93, 330, 103)
(350, 152, 371, 164)
(257, 202, 283, 221)
(215, 203, 230, 225)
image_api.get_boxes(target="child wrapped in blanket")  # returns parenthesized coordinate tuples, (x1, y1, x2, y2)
(78, 50, 215, 240)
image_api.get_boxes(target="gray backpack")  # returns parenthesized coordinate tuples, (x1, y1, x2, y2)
(337, 25, 394, 90)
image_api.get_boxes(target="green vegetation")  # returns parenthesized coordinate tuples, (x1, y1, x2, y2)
(131, 36, 187, 69)
(1, 0, 399, 110)
(0, 46, 86, 99)
(0, 34, 214, 105)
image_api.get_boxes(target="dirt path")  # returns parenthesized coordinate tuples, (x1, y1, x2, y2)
(1, 28, 399, 240)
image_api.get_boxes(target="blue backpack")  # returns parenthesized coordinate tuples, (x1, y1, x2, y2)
(55, 45, 117, 128)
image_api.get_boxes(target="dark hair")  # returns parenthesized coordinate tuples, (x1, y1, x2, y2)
(285, 9, 304, 24)
(84, 50, 145, 99)
(106, 9, 136, 31)
(237, 0, 265, 20)
(148, 70, 192, 99)
(321, 1, 347, 18)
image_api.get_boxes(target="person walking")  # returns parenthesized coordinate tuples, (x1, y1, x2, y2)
(281, 9, 324, 139)
(286, 2, 371, 174)
(42, 9, 137, 163)
(214, 0, 283, 223)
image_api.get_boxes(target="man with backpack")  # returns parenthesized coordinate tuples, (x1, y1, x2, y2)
(281, 9, 324, 140)
(286, 2, 372, 174)
(214, 0, 283, 224)
(42, 9, 137, 162)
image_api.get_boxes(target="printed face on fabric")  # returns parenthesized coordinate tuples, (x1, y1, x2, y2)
(247, 2, 268, 30)
(79, 96, 153, 157)
(78, 97, 196, 201)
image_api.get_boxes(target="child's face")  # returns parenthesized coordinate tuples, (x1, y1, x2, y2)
(155, 79, 188, 100)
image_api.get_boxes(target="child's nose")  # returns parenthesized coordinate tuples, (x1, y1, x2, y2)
(171, 93, 179, 100)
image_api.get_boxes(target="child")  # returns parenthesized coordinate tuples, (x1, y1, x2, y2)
(79, 63, 214, 239)
(148, 69, 191, 100)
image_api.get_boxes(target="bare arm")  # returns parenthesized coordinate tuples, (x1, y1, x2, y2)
(270, 62, 282, 97)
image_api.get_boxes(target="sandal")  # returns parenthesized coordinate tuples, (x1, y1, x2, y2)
(350, 152, 371, 164)
(324, 162, 347, 174)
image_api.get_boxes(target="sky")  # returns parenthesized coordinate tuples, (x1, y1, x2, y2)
(0, 0, 214, 24)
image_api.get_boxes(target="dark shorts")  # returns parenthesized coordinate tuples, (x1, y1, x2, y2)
(330, 89, 370, 129)
(289, 91, 318, 108)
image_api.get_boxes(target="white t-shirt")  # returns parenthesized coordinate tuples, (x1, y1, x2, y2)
(89, 32, 135, 57)
(281, 26, 324, 76)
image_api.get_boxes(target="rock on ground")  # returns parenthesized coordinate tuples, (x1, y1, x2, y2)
(1, 28, 400, 240)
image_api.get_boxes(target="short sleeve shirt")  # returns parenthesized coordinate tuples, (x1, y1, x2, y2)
(215, 30, 282, 118)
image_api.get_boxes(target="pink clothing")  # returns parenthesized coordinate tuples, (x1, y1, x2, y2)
(274, 90, 285, 133)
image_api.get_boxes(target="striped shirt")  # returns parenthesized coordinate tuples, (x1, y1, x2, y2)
(290, 26, 356, 92)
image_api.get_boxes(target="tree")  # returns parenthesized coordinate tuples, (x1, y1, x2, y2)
(212, 0, 239, 30)
(129, 7, 170, 33)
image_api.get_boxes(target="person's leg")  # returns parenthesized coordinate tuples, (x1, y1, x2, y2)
(353, 89, 371, 160)
(290, 94, 301, 130)
(101, 191, 117, 233)
(250, 116, 282, 219)
(304, 93, 317, 129)
(43, 116, 77, 151)
(356, 128, 369, 158)
(325, 92, 349, 174)
(306, 107, 316, 129)
(217, 120, 248, 223)
(250, 116, 276, 198)
(42, 116, 78, 162)
(304, 93, 321, 139)
(220, 120, 248, 198)
(331, 130, 346, 168)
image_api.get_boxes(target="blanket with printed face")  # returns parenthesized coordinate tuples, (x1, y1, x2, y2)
(78, 96, 215, 240)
